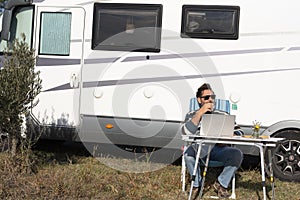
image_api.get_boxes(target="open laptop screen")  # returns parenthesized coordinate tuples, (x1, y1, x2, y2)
(200, 114, 235, 137)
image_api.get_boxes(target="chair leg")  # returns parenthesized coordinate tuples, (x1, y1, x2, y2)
(181, 155, 186, 192)
(229, 173, 236, 199)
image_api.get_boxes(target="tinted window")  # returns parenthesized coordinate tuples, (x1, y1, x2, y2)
(181, 5, 240, 39)
(92, 3, 162, 52)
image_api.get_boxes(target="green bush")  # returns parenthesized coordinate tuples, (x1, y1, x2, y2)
(0, 33, 42, 156)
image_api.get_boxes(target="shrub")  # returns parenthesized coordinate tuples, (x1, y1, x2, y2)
(0, 33, 42, 158)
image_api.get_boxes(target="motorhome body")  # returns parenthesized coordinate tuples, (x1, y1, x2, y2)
(1, 0, 300, 181)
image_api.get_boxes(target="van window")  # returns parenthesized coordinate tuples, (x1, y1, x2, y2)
(181, 5, 239, 40)
(92, 3, 162, 52)
(39, 12, 71, 56)
(0, 6, 34, 53)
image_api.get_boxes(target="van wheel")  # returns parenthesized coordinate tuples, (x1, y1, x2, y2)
(268, 130, 300, 182)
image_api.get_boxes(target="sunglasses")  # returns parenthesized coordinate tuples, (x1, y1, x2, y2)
(200, 94, 216, 100)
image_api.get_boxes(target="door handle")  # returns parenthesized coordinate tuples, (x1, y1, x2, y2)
(70, 73, 79, 88)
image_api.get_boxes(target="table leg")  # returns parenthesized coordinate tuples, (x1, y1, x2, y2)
(188, 142, 203, 200)
(256, 144, 267, 200)
(268, 149, 275, 200)
(199, 145, 212, 199)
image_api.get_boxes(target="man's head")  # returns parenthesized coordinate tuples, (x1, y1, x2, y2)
(196, 83, 216, 106)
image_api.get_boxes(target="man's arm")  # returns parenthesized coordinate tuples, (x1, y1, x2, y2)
(234, 125, 244, 136)
(182, 102, 214, 135)
(182, 111, 198, 135)
(191, 102, 214, 126)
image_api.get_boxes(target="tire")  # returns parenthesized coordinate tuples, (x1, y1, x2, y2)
(269, 129, 300, 182)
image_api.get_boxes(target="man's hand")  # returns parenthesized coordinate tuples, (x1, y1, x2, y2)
(191, 102, 214, 125)
(200, 102, 214, 114)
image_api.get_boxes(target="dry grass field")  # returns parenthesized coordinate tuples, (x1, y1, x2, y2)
(0, 141, 300, 200)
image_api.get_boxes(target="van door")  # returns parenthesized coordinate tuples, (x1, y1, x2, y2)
(32, 6, 85, 140)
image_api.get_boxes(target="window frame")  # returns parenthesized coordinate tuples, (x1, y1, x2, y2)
(0, 5, 35, 54)
(92, 3, 163, 52)
(181, 5, 240, 40)
(38, 11, 72, 56)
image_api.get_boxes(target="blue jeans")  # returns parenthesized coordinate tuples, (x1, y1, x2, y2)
(184, 144, 243, 188)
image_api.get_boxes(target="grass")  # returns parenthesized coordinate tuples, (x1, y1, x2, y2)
(0, 142, 300, 200)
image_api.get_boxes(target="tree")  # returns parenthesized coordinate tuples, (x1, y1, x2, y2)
(0, 33, 42, 156)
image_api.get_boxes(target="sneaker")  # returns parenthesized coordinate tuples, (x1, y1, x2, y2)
(213, 181, 230, 198)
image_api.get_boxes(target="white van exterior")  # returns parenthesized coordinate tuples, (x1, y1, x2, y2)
(1, 0, 300, 181)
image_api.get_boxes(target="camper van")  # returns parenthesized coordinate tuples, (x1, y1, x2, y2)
(1, 0, 300, 181)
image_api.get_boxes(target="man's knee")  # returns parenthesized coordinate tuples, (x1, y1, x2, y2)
(184, 154, 195, 163)
(232, 148, 243, 167)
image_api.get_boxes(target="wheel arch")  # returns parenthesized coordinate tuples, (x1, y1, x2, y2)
(263, 120, 300, 137)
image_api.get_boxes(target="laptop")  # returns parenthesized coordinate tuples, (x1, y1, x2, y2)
(200, 114, 235, 138)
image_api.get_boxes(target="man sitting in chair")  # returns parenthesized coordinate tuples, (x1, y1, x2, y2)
(182, 83, 244, 198)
